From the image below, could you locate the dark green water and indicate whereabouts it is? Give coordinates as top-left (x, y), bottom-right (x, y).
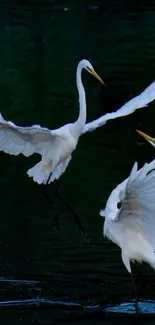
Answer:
top-left (1, 1), bottom-right (155, 324)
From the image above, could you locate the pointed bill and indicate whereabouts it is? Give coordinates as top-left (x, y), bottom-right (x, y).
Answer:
top-left (90, 68), bottom-right (105, 86)
top-left (136, 129), bottom-right (155, 144)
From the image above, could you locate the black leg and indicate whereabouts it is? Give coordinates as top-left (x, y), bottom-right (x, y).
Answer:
top-left (44, 173), bottom-right (59, 231)
top-left (55, 181), bottom-right (86, 236)
top-left (130, 272), bottom-right (139, 316)
top-left (137, 269), bottom-right (146, 300)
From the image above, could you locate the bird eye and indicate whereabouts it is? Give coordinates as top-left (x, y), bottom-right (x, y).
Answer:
top-left (117, 201), bottom-right (122, 209)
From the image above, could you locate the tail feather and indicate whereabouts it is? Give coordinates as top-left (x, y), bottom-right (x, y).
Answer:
top-left (27, 162), bottom-right (50, 185)
top-left (27, 156), bottom-right (72, 185)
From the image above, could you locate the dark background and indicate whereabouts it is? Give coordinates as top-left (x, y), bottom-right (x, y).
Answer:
top-left (1, 0), bottom-right (155, 324)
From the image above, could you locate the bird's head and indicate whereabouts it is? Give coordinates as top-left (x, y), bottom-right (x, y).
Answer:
top-left (136, 129), bottom-right (155, 148)
top-left (79, 59), bottom-right (105, 85)
top-left (100, 183), bottom-right (125, 221)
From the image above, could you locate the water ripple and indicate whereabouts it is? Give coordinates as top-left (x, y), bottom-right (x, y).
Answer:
top-left (0, 296), bottom-right (155, 315)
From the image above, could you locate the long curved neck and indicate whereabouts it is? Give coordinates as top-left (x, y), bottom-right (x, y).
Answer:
top-left (71, 64), bottom-right (87, 139)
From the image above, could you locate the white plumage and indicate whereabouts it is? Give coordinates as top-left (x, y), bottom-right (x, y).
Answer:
top-left (83, 81), bottom-right (155, 133)
top-left (101, 159), bottom-right (155, 273)
top-left (0, 66), bottom-right (155, 184)
top-left (57, 81), bottom-right (155, 182)
top-left (0, 59), bottom-right (104, 185)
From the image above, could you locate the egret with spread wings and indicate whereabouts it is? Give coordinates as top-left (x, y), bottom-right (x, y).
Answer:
top-left (0, 59), bottom-right (104, 234)
top-left (100, 159), bottom-right (155, 309)
top-left (0, 59), bottom-right (104, 185)
top-left (0, 76), bottom-right (155, 185)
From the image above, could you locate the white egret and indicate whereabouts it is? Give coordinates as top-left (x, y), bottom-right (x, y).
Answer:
top-left (100, 159), bottom-right (155, 310)
top-left (0, 59), bottom-right (104, 185)
top-left (136, 129), bottom-right (155, 147)
top-left (0, 59), bottom-right (104, 234)
top-left (0, 71), bottom-right (155, 185)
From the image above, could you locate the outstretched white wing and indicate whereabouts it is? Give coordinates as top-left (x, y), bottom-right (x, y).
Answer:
top-left (51, 82), bottom-right (155, 179)
top-left (0, 113), bottom-right (62, 157)
top-left (116, 160), bottom-right (155, 247)
top-left (82, 81), bottom-right (155, 134)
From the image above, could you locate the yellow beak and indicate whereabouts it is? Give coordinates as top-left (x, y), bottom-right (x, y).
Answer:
top-left (136, 129), bottom-right (155, 144)
top-left (90, 68), bottom-right (105, 86)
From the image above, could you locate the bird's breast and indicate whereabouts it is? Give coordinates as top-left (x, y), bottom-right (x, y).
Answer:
top-left (59, 136), bottom-right (77, 163)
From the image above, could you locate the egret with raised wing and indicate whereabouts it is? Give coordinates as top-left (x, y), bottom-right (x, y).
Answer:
top-left (1, 62), bottom-right (155, 233)
top-left (0, 60), bottom-right (104, 185)
top-left (0, 59), bottom-right (104, 233)
top-left (100, 159), bottom-right (155, 310)
top-left (1, 70), bottom-right (155, 185)
top-left (1, 75), bottom-right (155, 185)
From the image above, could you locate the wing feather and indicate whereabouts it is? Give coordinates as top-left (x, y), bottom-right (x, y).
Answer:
top-left (82, 81), bottom-right (155, 134)
top-left (0, 116), bottom-right (62, 157)
top-left (118, 160), bottom-right (155, 246)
